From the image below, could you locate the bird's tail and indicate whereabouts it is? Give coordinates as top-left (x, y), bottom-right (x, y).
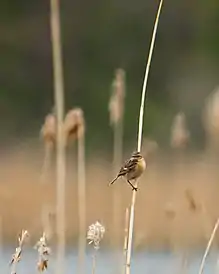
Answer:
top-left (109, 176), bottom-right (119, 186)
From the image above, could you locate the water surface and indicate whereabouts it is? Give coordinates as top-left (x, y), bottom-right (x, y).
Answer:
top-left (3, 247), bottom-right (219, 274)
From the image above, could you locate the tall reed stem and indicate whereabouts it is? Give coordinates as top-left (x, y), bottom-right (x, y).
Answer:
top-left (40, 143), bottom-right (53, 184)
top-left (125, 1), bottom-right (163, 274)
top-left (0, 216), bottom-right (2, 257)
top-left (198, 218), bottom-right (219, 274)
top-left (50, 0), bottom-right (66, 272)
top-left (109, 69), bottom-right (125, 260)
top-left (78, 134), bottom-right (86, 274)
top-left (123, 207), bottom-right (129, 274)
top-left (92, 251), bottom-right (97, 274)
top-left (112, 118), bottom-right (123, 247)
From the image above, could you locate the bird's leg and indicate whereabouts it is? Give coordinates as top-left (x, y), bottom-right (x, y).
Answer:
top-left (127, 180), bottom-right (138, 191)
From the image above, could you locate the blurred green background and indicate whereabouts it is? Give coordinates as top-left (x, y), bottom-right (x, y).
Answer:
top-left (1, 0), bottom-right (219, 152)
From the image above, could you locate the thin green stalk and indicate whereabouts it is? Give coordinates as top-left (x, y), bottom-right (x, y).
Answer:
top-left (125, 1), bottom-right (164, 274)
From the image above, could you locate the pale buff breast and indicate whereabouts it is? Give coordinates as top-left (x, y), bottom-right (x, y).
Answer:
top-left (126, 158), bottom-right (146, 181)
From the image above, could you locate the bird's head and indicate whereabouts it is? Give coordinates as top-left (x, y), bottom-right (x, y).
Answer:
top-left (131, 151), bottom-right (142, 159)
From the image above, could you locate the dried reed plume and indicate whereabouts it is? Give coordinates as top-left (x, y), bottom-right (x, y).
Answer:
top-left (109, 69), bottom-right (126, 251)
top-left (198, 218), bottom-right (219, 274)
top-left (63, 108), bottom-right (85, 145)
top-left (170, 112), bottom-right (190, 149)
top-left (203, 87), bottom-right (219, 151)
top-left (40, 113), bottom-right (56, 147)
top-left (40, 113), bottom-right (56, 184)
top-left (87, 221), bottom-right (105, 274)
top-left (10, 230), bottom-right (29, 274)
top-left (50, 0), bottom-right (66, 271)
top-left (34, 232), bottom-right (51, 272)
top-left (64, 107), bottom-right (86, 274)
top-left (109, 68), bottom-right (126, 126)
top-left (125, 1), bottom-right (164, 274)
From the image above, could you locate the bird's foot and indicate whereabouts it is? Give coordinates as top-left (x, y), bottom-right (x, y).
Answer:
top-left (132, 186), bottom-right (138, 191)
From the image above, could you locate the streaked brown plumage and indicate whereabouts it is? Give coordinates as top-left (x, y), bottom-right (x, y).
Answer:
top-left (109, 151), bottom-right (146, 191)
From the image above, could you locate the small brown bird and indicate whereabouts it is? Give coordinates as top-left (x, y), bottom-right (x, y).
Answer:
top-left (109, 151), bottom-right (146, 191)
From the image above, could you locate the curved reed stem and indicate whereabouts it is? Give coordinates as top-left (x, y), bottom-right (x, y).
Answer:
top-left (137, 0), bottom-right (164, 152)
top-left (125, 1), bottom-right (164, 274)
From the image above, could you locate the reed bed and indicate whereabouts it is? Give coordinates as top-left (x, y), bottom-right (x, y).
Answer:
top-left (1, 151), bottom-right (219, 250)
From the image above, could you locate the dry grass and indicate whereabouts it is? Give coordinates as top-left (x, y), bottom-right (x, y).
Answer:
top-left (0, 149), bottom-right (219, 250)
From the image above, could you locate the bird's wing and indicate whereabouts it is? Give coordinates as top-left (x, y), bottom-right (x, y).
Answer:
top-left (118, 157), bottom-right (138, 176)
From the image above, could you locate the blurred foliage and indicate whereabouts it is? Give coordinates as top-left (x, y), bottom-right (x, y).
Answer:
top-left (1, 0), bottom-right (219, 152)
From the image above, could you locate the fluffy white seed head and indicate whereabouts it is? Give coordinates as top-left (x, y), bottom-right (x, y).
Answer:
top-left (87, 221), bottom-right (105, 249)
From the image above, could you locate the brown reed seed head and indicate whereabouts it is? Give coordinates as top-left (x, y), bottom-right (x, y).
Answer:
top-left (10, 230), bottom-right (29, 268)
top-left (40, 114), bottom-right (56, 146)
top-left (63, 108), bottom-right (85, 144)
top-left (37, 260), bottom-right (48, 271)
top-left (170, 112), bottom-right (190, 149)
top-left (109, 68), bottom-right (126, 126)
top-left (34, 232), bottom-right (51, 272)
top-left (203, 87), bottom-right (219, 139)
